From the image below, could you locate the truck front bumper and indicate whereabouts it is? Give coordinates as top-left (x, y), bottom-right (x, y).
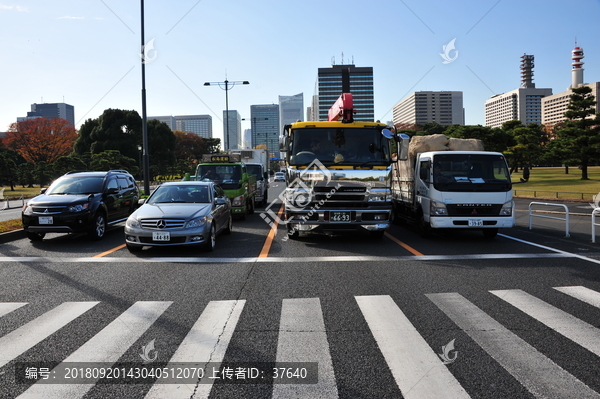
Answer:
top-left (285, 208), bottom-right (392, 232)
top-left (429, 216), bottom-right (515, 229)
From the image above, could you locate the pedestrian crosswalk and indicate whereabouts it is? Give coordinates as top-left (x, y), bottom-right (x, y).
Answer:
top-left (2, 286), bottom-right (600, 398)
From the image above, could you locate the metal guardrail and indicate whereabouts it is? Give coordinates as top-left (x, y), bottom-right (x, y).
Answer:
top-left (592, 208), bottom-right (600, 243)
top-left (528, 201), bottom-right (570, 238)
top-left (514, 190), bottom-right (596, 201)
top-left (0, 195), bottom-right (25, 211)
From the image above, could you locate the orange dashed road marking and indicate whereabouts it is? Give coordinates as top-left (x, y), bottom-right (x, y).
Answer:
top-left (94, 244), bottom-right (126, 257)
top-left (384, 232), bottom-right (424, 256)
top-left (259, 205), bottom-right (285, 258)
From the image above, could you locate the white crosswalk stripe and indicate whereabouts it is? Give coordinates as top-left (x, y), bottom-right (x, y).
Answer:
top-left (2, 287), bottom-right (600, 398)
top-left (0, 302), bottom-right (99, 369)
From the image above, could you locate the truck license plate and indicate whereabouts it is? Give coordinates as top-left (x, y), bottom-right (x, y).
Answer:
top-left (39, 216), bottom-right (53, 225)
top-left (468, 219), bottom-right (483, 227)
top-left (152, 231), bottom-right (170, 241)
top-left (330, 211), bottom-right (351, 223)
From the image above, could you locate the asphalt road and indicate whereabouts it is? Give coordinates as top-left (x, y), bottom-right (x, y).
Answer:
top-left (2, 183), bottom-right (600, 398)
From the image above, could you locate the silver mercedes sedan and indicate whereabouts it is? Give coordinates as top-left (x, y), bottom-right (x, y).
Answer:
top-left (124, 181), bottom-right (232, 252)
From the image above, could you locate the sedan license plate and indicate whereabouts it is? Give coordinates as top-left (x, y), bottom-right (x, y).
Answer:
top-left (468, 219), bottom-right (483, 227)
top-left (39, 216), bottom-right (53, 225)
top-left (330, 211), bottom-right (351, 223)
top-left (152, 231), bottom-right (170, 241)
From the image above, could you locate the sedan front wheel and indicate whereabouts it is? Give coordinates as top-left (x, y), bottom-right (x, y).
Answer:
top-left (204, 224), bottom-right (216, 251)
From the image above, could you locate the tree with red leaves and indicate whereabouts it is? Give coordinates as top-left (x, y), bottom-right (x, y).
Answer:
top-left (4, 118), bottom-right (77, 165)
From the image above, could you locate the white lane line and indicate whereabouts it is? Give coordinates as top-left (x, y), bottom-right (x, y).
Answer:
top-left (490, 289), bottom-right (600, 357)
top-left (499, 233), bottom-right (600, 265)
top-left (0, 302), bottom-right (99, 368)
top-left (144, 300), bottom-right (246, 399)
top-left (273, 297), bottom-right (338, 399)
top-left (0, 253), bottom-right (573, 263)
top-left (356, 295), bottom-right (469, 399)
top-left (554, 286), bottom-right (600, 308)
top-left (427, 292), bottom-right (600, 399)
top-left (19, 301), bottom-right (172, 399)
top-left (0, 302), bottom-right (27, 318)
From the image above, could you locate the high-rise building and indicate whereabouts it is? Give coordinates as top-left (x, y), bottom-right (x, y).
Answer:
top-left (250, 104), bottom-right (279, 157)
top-left (316, 64), bottom-right (374, 121)
top-left (18, 102), bottom-right (75, 126)
top-left (223, 110), bottom-right (242, 150)
top-left (485, 54), bottom-right (552, 128)
top-left (279, 93), bottom-right (304, 131)
top-left (149, 115), bottom-right (212, 138)
top-left (393, 91), bottom-right (465, 127)
top-left (542, 45), bottom-right (600, 127)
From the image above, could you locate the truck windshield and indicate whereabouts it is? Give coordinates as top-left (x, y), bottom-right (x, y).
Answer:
top-left (432, 154), bottom-right (511, 192)
top-left (289, 128), bottom-right (390, 166)
top-left (197, 165), bottom-right (242, 183)
top-left (246, 165), bottom-right (263, 181)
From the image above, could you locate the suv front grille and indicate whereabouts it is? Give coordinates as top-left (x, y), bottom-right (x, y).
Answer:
top-left (140, 218), bottom-right (187, 229)
top-left (31, 206), bottom-right (66, 214)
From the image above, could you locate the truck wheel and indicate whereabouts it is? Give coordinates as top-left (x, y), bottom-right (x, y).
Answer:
top-left (482, 228), bottom-right (498, 239)
top-left (287, 224), bottom-right (300, 239)
top-left (262, 190), bottom-right (268, 206)
top-left (417, 212), bottom-right (432, 238)
top-left (248, 197), bottom-right (255, 214)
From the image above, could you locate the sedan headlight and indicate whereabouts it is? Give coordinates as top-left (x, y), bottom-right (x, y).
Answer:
top-left (500, 200), bottom-right (513, 216)
top-left (430, 201), bottom-right (448, 216)
top-left (185, 216), bottom-right (207, 229)
top-left (68, 203), bottom-right (89, 212)
top-left (126, 217), bottom-right (140, 228)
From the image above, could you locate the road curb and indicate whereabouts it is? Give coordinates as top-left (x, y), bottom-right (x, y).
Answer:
top-left (0, 229), bottom-right (26, 243)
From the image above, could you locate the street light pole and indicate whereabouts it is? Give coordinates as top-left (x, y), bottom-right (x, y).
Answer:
top-left (204, 79), bottom-right (249, 152)
top-left (140, 0), bottom-right (150, 195)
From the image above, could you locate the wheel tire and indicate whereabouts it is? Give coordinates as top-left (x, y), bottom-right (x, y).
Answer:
top-left (204, 224), bottom-right (216, 251)
top-left (224, 213), bottom-right (233, 235)
top-left (417, 212), bottom-right (432, 238)
top-left (248, 197), bottom-right (255, 215)
top-left (126, 243), bottom-right (143, 252)
top-left (262, 190), bottom-right (268, 206)
top-left (26, 231), bottom-right (45, 241)
top-left (88, 212), bottom-right (107, 240)
top-left (482, 228), bottom-right (498, 239)
top-left (287, 224), bottom-right (300, 239)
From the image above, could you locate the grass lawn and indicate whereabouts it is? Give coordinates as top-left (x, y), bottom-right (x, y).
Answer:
top-left (513, 166), bottom-right (600, 201)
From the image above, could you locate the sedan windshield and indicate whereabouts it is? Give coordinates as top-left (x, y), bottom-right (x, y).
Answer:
top-left (149, 185), bottom-right (211, 204)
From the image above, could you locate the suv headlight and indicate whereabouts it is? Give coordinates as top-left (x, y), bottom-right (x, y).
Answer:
top-left (368, 189), bottom-right (391, 202)
top-left (186, 216), bottom-right (207, 228)
top-left (430, 201), bottom-right (448, 216)
top-left (500, 200), bottom-right (513, 216)
top-left (68, 203), bottom-right (89, 212)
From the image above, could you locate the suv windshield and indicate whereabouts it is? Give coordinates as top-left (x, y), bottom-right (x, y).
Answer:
top-left (46, 176), bottom-right (104, 195)
top-left (289, 128), bottom-right (391, 166)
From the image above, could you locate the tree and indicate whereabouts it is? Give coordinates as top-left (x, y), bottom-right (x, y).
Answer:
top-left (89, 150), bottom-right (138, 173)
top-left (4, 118), bottom-right (77, 165)
top-left (445, 124), bottom-right (514, 153)
top-left (504, 124), bottom-right (548, 174)
top-left (0, 150), bottom-right (18, 191)
top-left (551, 86), bottom-right (600, 180)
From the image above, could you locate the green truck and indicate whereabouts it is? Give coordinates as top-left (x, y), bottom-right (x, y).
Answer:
top-left (195, 154), bottom-right (257, 219)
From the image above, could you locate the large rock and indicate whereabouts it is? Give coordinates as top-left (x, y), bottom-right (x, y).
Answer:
top-left (448, 137), bottom-right (484, 151)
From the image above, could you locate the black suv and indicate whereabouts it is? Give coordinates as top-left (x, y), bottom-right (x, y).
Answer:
top-left (22, 170), bottom-right (139, 241)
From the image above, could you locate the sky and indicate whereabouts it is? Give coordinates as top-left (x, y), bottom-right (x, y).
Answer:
top-left (1, 0), bottom-right (599, 144)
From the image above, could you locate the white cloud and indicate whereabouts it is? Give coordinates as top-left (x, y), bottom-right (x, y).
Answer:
top-left (57, 16), bottom-right (84, 20)
top-left (0, 4), bottom-right (28, 12)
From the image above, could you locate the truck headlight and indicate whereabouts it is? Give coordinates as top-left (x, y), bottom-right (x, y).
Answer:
top-left (368, 189), bottom-right (391, 202)
top-left (232, 195), bottom-right (244, 207)
top-left (500, 201), bottom-right (513, 216)
top-left (430, 201), bottom-right (448, 216)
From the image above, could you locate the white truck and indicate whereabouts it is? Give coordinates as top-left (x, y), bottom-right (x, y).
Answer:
top-left (229, 149), bottom-right (269, 206)
top-left (391, 134), bottom-right (514, 238)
